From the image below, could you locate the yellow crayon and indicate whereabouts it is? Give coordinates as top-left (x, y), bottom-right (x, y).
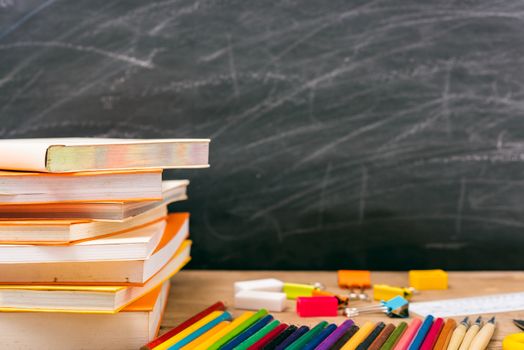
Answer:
top-left (341, 322), bottom-right (376, 350)
top-left (192, 312), bottom-right (255, 350)
top-left (153, 311), bottom-right (224, 350)
top-left (181, 321), bottom-right (230, 350)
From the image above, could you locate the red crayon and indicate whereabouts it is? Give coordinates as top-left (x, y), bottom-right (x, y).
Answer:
top-left (419, 318), bottom-right (445, 350)
top-left (141, 301), bottom-right (226, 350)
top-left (249, 323), bottom-right (289, 350)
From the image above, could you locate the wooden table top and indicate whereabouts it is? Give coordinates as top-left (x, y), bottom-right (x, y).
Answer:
top-left (162, 271), bottom-right (524, 349)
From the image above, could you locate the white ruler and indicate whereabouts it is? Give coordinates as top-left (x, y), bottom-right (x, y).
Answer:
top-left (410, 292), bottom-right (524, 317)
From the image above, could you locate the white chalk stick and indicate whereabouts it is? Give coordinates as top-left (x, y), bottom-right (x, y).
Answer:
top-left (234, 278), bottom-right (284, 293)
top-left (234, 290), bottom-right (287, 312)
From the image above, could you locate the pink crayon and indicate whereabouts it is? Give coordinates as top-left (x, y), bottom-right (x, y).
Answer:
top-left (393, 318), bottom-right (423, 350)
top-left (419, 318), bottom-right (444, 350)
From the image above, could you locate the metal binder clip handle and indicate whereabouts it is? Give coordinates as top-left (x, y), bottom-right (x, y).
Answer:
top-left (343, 304), bottom-right (387, 317)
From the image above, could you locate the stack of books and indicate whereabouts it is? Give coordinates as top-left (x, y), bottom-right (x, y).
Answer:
top-left (0, 138), bottom-right (210, 349)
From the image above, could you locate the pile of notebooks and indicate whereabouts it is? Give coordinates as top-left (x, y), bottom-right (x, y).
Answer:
top-left (0, 138), bottom-right (210, 349)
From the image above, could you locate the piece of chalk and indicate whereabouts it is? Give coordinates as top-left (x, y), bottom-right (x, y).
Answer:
top-left (235, 278), bottom-right (285, 293)
top-left (235, 290), bottom-right (287, 312)
top-left (283, 283), bottom-right (315, 299)
top-left (296, 296), bottom-right (338, 317)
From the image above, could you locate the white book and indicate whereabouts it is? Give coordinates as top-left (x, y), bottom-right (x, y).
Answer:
top-left (0, 219), bottom-right (166, 263)
top-left (0, 180), bottom-right (188, 221)
top-left (0, 213), bottom-right (189, 285)
top-left (0, 202), bottom-right (168, 243)
top-left (0, 138), bottom-right (210, 172)
top-left (0, 241), bottom-right (190, 313)
top-left (0, 169), bottom-right (162, 204)
top-left (0, 281), bottom-right (171, 350)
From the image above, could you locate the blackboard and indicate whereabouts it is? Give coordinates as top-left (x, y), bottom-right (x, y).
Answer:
top-left (1, 0), bottom-right (524, 270)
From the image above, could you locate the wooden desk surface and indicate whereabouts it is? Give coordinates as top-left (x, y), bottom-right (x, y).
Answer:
top-left (162, 271), bottom-right (524, 349)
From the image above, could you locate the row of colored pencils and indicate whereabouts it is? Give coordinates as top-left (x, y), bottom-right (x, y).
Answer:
top-left (141, 302), bottom-right (495, 350)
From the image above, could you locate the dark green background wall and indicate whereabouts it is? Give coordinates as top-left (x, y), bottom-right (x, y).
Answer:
top-left (1, 0), bottom-right (523, 269)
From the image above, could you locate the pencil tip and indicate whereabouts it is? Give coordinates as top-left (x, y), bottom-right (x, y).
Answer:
top-left (489, 317), bottom-right (495, 323)
top-left (475, 316), bottom-right (482, 323)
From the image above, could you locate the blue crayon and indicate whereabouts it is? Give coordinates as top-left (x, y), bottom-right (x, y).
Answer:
top-left (302, 323), bottom-right (338, 350)
top-left (275, 325), bottom-right (310, 350)
top-left (167, 311), bottom-right (232, 349)
top-left (408, 315), bottom-right (435, 350)
top-left (221, 314), bottom-right (274, 350)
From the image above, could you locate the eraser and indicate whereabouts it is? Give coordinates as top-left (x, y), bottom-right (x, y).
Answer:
top-left (409, 270), bottom-right (448, 290)
top-left (338, 270), bottom-right (371, 288)
top-left (235, 290), bottom-right (286, 312)
top-left (296, 296), bottom-right (338, 317)
top-left (373, 284), bottom-right (413, 301)
top-left (283, 283), bottom-right (315, 299)
top-left (234, 278), bottom-right (284, 293)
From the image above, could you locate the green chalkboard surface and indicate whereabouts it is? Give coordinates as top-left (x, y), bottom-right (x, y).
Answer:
top-left (1, 0), bottom-right (523, 269)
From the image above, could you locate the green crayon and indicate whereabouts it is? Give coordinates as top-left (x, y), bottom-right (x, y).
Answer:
top-left (233, 320), bottom-right (280, 350)
top-left (380, 322), bottom-right (408, 350)
top-left (208, 309), bottom-right (268, 350)
top-left (286, 321), bottom-right (328, 350)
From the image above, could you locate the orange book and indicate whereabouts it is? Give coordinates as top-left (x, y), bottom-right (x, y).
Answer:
top-left (0, 204), bottom-right (168, 244)
top-left (0, 220), bottom-right (168, 263)
top-left (0, 240), bottom-right (190, 313)
top-left (0, 180), bottom-right (188, 221)
top-left (0, 213), bottom-right (190, 285)
top-left (0, 281), bottom-right (172, 349)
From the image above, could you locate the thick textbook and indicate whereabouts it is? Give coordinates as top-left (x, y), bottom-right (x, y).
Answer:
top-left (0, 202), bottom-right (167, 243)
top-left (0, 180), bottom-right (188, 220)
top-left (0, 138), bottom-right (209, 172)
top-left (0, 214), bottom-right (189, 285)
top-left (0, 169), bottom-right (162, 204)
top-left (0, 281), bottom-right (171, 350)
top-left (0, 219), bottom-right (166, 263)
top-left (0, 240), bottom-right (190, 312)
